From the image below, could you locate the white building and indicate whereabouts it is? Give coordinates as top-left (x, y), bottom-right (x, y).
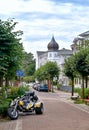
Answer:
top-left (36, 36), bottom-right (73, 86)
top-left (71, 31), bottom-right (89, 54)
top-left (71, 30), bottom-right (89, 87)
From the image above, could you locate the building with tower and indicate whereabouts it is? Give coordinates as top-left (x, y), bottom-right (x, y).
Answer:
top-left (36, 36), bottom-right (73, 86)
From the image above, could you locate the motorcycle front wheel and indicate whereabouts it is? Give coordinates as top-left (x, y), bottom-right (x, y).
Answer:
top-left (7, 107), bottom-right (19, 120)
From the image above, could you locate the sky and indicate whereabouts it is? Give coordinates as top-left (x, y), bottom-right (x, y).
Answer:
top-left (0, 0), bottom-right (89, 57)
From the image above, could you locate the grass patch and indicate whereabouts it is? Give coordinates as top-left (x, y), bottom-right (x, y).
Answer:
top-left (74, 98), bottom-right (84, 104)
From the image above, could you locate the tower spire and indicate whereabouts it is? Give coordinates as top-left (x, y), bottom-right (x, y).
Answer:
top-left (47, 36), bottom-right (59, 51)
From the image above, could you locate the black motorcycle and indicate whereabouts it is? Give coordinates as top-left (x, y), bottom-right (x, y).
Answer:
top-left (7, 91), bottom-right (44, 120)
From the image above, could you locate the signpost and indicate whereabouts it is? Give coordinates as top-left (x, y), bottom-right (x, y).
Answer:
top-left (16, 70), bottom-right (24, 86)
top-left (16, 70), bottom-right (24, 77)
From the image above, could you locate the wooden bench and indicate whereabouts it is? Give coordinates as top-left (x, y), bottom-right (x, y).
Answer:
top-left (83, 96), bottom-right (89, 104)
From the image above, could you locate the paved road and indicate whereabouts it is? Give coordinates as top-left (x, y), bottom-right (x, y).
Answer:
top-left (0, 90), bottom-right (89, 130)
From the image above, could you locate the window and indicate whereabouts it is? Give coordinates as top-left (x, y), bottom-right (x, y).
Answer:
top-left (49, 53), bottom-right (52, 57)
top-left (54, 53), bottom-right (57, 57)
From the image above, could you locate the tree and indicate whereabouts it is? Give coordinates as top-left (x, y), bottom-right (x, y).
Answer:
top-left (74, 48), bottom-right (89, 99)
top-left (22, 52), bottom-right (35, 76)
top-left (0, 18), bottom-right (24, 87)
top-left (34, 65), bottom-right (46, 82)
top-left (44, 61), bottom-right (59, 92)
top-left (63, 56), bottom-right (76, 96)
top-left (35, 61), bottom-right (60, 92)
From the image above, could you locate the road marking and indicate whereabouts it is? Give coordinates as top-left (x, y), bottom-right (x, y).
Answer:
top-left (15, 118), bottom-right (22, 130)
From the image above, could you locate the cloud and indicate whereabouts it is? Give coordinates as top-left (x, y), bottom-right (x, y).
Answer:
top-left (0, 0), bottom-right (89, 56)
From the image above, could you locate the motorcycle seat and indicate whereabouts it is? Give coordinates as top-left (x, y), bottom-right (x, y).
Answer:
top-left (24, 91), bottom-right (35, 97)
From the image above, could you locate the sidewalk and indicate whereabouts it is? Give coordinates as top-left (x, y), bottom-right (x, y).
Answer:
top-left (55, 89), bottom-right (89, 114)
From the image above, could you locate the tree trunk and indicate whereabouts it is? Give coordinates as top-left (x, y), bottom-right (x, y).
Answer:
top-left (51, 80), bottom-right (54, 92)
top-left (0, 75), bottom-right (3, 87)
top-left (71, 78), bottom-right (74, 96)
top-left (47, 80), bottom-right (51, 91)
top-left (85, 76), bottom-right (88, 88)
top-left (82, 76), bottom-right (85, 99)
top-left (5, 77), bottom-right (9, 87)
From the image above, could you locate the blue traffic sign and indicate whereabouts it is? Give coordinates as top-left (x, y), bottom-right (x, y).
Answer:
top-left (16, 70), bottom-right (24, 77)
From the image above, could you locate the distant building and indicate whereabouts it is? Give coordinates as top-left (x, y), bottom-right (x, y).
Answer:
top-left (36, 36), bottom-right (73, 86)
top-left (71, 31), bottom-right (89, 88)
top-left (71, 30), bottom-right (89, 54)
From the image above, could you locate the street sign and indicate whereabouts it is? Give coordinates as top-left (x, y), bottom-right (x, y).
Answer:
top-left (16, 70), bottom-right (24, 77)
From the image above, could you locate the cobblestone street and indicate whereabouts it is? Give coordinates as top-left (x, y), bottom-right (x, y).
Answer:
top-left (0, 90), bottom-right (89, 130)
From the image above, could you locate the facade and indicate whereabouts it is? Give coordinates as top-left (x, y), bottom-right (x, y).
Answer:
top-left (71, 30), bottom-right (89, 87)
top-left (71, 31), bottom-right (89, 54)
top-left (36, 36), bottom-right (73, 86)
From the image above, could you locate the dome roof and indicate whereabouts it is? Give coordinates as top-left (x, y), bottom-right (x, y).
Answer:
top-left (47, 36), bottom-right (59, 51)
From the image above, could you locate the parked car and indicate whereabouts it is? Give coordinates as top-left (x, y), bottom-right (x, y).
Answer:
top-left (33, 83), bottom-right (41, 90)
top-left (38, 84), bottom-right (48, 92)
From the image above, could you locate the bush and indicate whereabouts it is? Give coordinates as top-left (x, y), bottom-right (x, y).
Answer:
top-left (18, 86), bottom-right (29, 96)
top-left (74, 88), bottom-right (81, 95)
top-left (0, 85), bottom-right (29, 117)
top-left (8, 86), bottom-right (29, 99)
top-left (84, 88), bottom-right (89, 99)
top-left (0, 86), bottom-right (8, 98)
top-left (0, 98), bottom-right (12, 116)
top-left (8, 87), bottom-right (19, 99)
top-left (56, 83), bottom-right (62, 90)
top-left (74, 98), bottom-right (84, 104)
top-left (74, 87), bottom-right (89, 99)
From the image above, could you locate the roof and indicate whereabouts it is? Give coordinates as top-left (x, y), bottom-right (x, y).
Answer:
top-left (47, 36), bottom-right (59, 51)
top-left (36, 48), bottom-right (73, 56)
top-left (37, 51), bottom-right (47, 56)
top-left (73, 37), bottom-right (84, 43)
top-left (79, 31), bottom-right (89, 37)
top-left (58, 48), bottom-right (73, 55)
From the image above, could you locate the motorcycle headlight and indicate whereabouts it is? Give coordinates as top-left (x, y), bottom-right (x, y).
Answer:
top-left (19, 100), bottom-right (24, 106)
top-left (35, 102), bottom-right (40, 108)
